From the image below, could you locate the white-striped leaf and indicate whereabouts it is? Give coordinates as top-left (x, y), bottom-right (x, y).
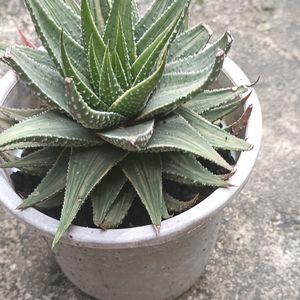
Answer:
top-left (18, 149), bottom-right (69, 209)
top-left (98, 119), bottom-right (155, 151)
top-left (35, 191), bottom-right (64, 209)
top-left (65, 78), bottom-right (126, 130)
top-left (92, 168), bottom-right (127, 226)
top-left (101, 184), bottom-right (136, 229)
top-left (60, 31), bottom-right (107, 110)
top-left (136, 0), bottom-right (190, 54)
top-left (123, 154), bottom-right (163, 227)
top-left (25, 0), bottom-right (86, 75)
top-left (163, 152), bottom-right (228, 187)
top-left (2, 46), bottom-right (70, 114)
top-left (165, 32), bottom-right (232, 74)
top-left (178, 106), bottom-right (252, 151)
top-left (0, 147), bottom-right (61, 170)
top-left (164, 192), bottom-right (197, 213)
top-left (108, 50), bottom-right (167, 117)
top-left (145, 114), bottom-right (233, 170)
top-left (0, 110), bottom-right (102, 148)
top-left (104, 0), bottom-right (136, 63)
top-left (138, 50), bottom-right (225, 120)
top-left (53, 144), bottom-right (127, 247)
top-left (185, 86), bottom-right (249, 115)
top-left (0, 106), bottom-right (48, 122)
top-left (168, 24), bottom-right (212, 62)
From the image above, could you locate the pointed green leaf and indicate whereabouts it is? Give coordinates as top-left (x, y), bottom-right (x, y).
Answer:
top-left (61, 31), bottom-right (106, 110)
top-left (202, 99), bottom-right (246, 122)
top-left (162, 197), bottom-right (171, 219)
top-left (177, 2), bottom-right (189, 34)
top-left (0, 141), bottom-right (56, 152)
top-left (109, 51), bottom-right (167, 117)
top-left (136, 0), bottom-right (191, 54)
top-left (81, 0), bottom-right (106, 62)
top-left (165, 32), bottom-right (232, 73)
top-left (92, 168), bottom-right (127, 226)
top-left (135, 0), bottom-right (174, 40)
top-left (104, 0), bottom-right (136, 63)
top-left (111, 51), bottom-right (130, 91)
top-left (18, 149), bottom-right (69, 209)
top-left (101, 184), bottom-right (136, 229)
top-left (144, 115), bottom-right (233, 170)
top-left (168, 24), bottom-right (212, 62)
top-left (38, 0), bottom-right (81, 41)
top-left (0, 106), bottom-right (48, 122)
top-left (138, 50), bottom-right (225, 120)
top-left (53, 144), bottom-right (127, 247)
top-left (164, 192), bottom-right (197, 213)
top-left (87, 36), bottom-right (102, 93)
top-left (0, 149), bottom-right (51, 176)
top-left (35, 191), bottom-right (64, 209)
top-left (184, 86), bottom-right (249, 115)
top-left (65, 0), bottom-right (80, 14)
top-left (24, 0), bottom-right (86, 75)
top-left (123, 154), bottom-right (163, 226)
top-left (0, 110), bottom-right (102, 148)
top-left (2, 46), bottom-right (70, 114)
top-left (65, 78), bottom-right (126, 130)
top-left (89, 0), bottom-right (111, 33)
top-left (178, 106), bottom-right (252, 151)
top-left (99, 47), bottom-right (124, 106)
top-left (0, 147), bottom-right (61, 170)
top-left (132, 16), bottom-right (179, 84)
top-left (163, 152), bottom-right (228, 187)
top-left (98, 119), bottom-right (154, 151)
top-left (114, 18), bottom-right (133, 86)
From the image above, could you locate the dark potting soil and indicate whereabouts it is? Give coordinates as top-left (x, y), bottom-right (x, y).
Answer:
top-left (10, 150), bottom-right (235, 229)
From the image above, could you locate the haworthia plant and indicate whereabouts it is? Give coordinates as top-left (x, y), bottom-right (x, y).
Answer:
top-left (0, 0), bottom-right (253, 248)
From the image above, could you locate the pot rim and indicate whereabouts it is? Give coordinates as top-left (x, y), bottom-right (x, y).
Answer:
top-left (0, 58), bottom-right (262, 249)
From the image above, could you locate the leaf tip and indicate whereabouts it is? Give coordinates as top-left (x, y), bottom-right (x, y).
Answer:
top-left (17, 27), bottom-right (35, 48)
top-left (222, 169), bottom-right (237, 181)
top-left (154, 224), bottom-right (161, 235)
top-left (202, 23), bottom-right (213, 37)
top-left (65, 77), bottom-right (74, 91)
top-left (216, 48), bottom-right (225, 59)
top-left (226, 31), bottom-right (234, 45)
top-left (4, 46), bottom-right (12, 59)
top-left (247, 75), bottom-right (261, 88)
top-left (16, 203), bottom-right (25, 210)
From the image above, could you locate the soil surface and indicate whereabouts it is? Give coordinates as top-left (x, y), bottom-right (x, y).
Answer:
top-left (0, 0), bottom-right (300, 299)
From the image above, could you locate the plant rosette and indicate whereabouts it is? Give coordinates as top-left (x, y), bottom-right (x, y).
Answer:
top-left (0, 0), bottom-right (262, 300)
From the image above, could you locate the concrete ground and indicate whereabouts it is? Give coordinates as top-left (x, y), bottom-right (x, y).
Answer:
top-left (0, 0), bottom-right (299, 299)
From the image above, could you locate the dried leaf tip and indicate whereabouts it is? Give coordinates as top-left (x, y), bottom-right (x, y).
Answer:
top-left (222, 169), bottom-right (237, 181)
top-left (226, 31), bottom-right (234, 44)
top-left (216, 48), bottom-right (225, 59)
top-left (154, 224), bottom-right (161, 235)
top-left (17, 27), bottom-right (35, 48)
top-left (202, 23), bottom-right (213, 37)
top-left (4, 46), bottom-right (12, 59)
top-left (247, 75), bottom-right (261, 88)
top-left (65, 77), bottom-right (74, 90)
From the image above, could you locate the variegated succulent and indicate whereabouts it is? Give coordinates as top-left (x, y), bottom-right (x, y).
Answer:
top-left (0, 0), bottom-right (253, 248)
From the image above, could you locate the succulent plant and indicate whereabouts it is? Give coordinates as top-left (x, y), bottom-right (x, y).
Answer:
top-left (0, 0), bottom-right (253, 248)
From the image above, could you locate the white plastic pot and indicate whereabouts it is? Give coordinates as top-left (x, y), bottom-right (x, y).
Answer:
top-left (0, 58), bottom-right (262, 300)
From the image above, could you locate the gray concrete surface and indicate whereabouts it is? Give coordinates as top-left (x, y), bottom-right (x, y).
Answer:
top-left (0, 0), bottom-right (299, 299)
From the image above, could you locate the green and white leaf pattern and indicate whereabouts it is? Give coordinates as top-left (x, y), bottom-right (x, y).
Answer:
top-left (0, 0), bottom-right (254, 246)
